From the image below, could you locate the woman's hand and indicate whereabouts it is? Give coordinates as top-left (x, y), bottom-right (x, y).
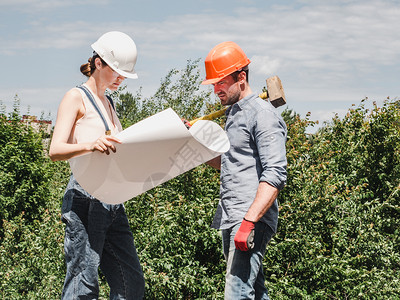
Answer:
top-left (90, 135), bottom-right (122, 154)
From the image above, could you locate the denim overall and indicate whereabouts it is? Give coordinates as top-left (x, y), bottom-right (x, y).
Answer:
top-left (60, 175), bottom-right (144, 299)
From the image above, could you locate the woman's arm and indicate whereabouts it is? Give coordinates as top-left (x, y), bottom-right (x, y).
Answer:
top-left (49, 88), bottom-right (121, 161)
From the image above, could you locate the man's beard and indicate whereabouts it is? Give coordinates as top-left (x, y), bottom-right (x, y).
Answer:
top-left (225, 89), bottom-right (241, 106)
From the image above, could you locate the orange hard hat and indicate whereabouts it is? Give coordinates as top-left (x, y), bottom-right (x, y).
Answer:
top-left (202, 41), bottom-right (251, 85)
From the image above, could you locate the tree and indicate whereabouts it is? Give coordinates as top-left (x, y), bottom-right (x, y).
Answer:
top-left (0, 96), bottom-right (51, 229)
top-left (268, 98), bottom-right (400, 298)
top-left (1, 60), bottom-right (399, 299)
top-left (0, 97), bottom-right (71, 299)
top-left (116, 59), bottom-right (226, 298)
top-left (113, 59), bottom-right (213, 128)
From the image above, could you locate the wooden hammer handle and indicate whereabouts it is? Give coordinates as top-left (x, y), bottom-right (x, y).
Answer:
top-left (188, 93), bottom-right (269, 126)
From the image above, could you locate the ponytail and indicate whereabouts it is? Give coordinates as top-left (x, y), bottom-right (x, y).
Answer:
top-left (80, 57), bottom-right (95, 77)
top-left (80, 54), bottom-right (107, 77)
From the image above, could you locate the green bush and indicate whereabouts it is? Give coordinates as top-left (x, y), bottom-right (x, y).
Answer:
top-left (115, 61), bottom-right (226, 298)
top-left (113, 59), bottom-right (213, 128)
top-left (0, 208), bottom-right (65, 298)
top-left (1, 63), bottom-right (399, 299)
top-left (269, 99), bottom-right (400, 298)
top-left (0, 98), bottom-right (51, 228)
top-left (0, 100), bottom-right (114, 299)
top-left (127, 166), bottom-right (225, 299)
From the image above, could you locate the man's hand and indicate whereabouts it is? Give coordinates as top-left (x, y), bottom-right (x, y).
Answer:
top-left (234, 218), bottom-right (255, 251)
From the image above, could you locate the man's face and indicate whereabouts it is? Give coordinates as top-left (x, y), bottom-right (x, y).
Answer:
top-left (212, 74), bottom-right (241, 106)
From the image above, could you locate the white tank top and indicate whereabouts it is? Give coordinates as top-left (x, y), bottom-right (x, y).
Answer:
top-left (68, 84), bottom-right (122, 144)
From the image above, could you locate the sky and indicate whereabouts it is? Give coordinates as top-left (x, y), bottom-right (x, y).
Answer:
top-left (0, 0), bottom-right (399, 132)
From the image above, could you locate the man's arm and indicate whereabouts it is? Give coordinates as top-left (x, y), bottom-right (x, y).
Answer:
top-left (234, 108), bottom-right (287, 251)
top-left (244, 181), bottom-right (279, 223)
top-left (233, 181), bottom-right (279, 251)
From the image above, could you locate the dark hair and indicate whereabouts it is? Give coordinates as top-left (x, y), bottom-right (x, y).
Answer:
top-left (231, 65), bottom-right (249, 83)
top-left (80, 53), bottom-right (107, 77)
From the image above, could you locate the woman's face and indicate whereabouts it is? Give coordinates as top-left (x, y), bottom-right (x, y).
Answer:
top-left (103, 64), bottom-right (126, 91)
top-left (96, 58), bottom-right (126, 91)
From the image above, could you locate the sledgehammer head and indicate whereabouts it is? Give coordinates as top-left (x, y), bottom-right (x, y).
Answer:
top-left (260, 76), bottom-right (286, 108)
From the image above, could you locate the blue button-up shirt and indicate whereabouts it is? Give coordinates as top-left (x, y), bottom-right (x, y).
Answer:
top-left (211, 93), bottom-right (287, 231)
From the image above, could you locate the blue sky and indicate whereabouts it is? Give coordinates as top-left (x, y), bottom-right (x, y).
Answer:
top-left (1, 0), bottom-right (399, 131)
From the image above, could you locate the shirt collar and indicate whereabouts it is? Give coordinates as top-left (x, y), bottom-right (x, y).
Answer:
top-left (226, 93), bottom-right (257, 115)
top-left (236, 93), bottom-right (257, 109)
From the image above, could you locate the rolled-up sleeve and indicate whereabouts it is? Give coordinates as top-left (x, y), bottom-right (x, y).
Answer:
top-left (253, 109), bottom-right (287, 190)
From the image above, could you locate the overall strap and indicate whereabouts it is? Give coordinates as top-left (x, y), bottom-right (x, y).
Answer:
top-left (77, 85), bottom-right (112, 135)
top-left (106, 95), bottom-right (115, 111)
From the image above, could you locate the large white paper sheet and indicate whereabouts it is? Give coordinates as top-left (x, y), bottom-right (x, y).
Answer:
top-left (69, 108), bottom-right (230, 204)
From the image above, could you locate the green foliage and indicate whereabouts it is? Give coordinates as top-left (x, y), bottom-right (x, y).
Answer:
top-left (269, 99), bottom-right (400, 298)
top-left (126, 166), bottom-right (225, 299)
top-left (0, 96), bottom-right (51, 229)
top-left (114, 59), bottom-right (213, 128)
top-left (0, 208), bottom-right (65, 298)
top-left (0, 98), bottom-right (114, 298)
top-left (114, 87), bottom-right (149, 128)
top-left (1, 61), bottom-right (399, 299)
top-left (115, 60), bottom-right (225, 298)
top-left (149, 59), bottom-right (212, 120)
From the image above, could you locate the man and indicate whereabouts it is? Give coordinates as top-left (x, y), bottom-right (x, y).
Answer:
top-left (203, 41), bottom-right (287, 299)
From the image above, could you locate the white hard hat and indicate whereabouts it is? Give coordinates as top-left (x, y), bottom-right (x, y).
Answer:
top-left (91, 31), bottom-right (138, 79)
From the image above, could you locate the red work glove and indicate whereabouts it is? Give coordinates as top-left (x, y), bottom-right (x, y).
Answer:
top-left (234, 218), bottom-right (255, 251)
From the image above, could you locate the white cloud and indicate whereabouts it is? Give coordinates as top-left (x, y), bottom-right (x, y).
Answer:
top-left (250, 55), bottom-right (281, 76)
top-left (1, 0), bottom-right (399, 124)
top-left (138, 0), bottom-right (400, 77)
top-left (4, 0), bottom-right (400, 68)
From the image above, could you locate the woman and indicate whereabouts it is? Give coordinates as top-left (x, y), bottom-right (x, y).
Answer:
top-left (50, 31), bottom-right (145, 299)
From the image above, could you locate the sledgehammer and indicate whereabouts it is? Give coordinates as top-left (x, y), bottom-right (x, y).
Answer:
top-left (188, 75), bottom-right (286, 126)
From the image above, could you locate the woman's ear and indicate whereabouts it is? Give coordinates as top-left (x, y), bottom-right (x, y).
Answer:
top-left (95, 57), bottom-right (103, 70)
